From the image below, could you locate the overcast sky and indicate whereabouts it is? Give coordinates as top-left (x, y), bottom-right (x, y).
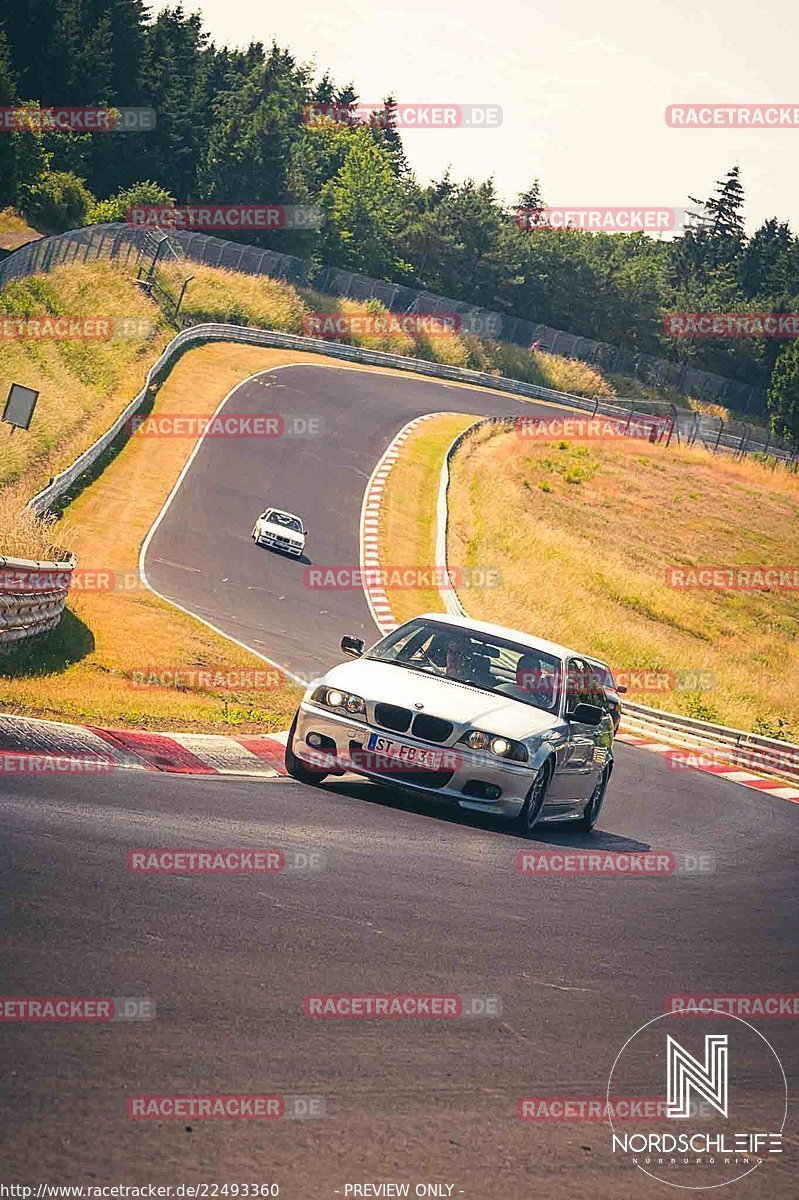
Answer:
top-left (152, 0), bottom-right (799, 233)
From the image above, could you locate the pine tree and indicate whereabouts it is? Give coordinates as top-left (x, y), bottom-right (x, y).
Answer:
top-left (321, 126), bottom-right (404, 277)
top-left (689, 165), bottom-right (745, 239)
top-left (767, 340), bottom-right (799, 443)
top-left (369, 96), bottom-right (409, 179)
top-left (0, 27), bottom-right (19, 205)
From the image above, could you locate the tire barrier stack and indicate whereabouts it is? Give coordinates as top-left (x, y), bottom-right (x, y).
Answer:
top-left (0, 554), bottom-right (77, 647)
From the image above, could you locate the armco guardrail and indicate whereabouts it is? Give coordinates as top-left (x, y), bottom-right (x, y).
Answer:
top-left (622, 701), bottom-right (799, 785)
top-left (0, 554), bottom-right (76, 646)
top-left (0, 221), bottom-right (768, 416)
top-left (27, 322), bottom-right (676, 516)
top-left (434, 417), bottom-right (799, 782)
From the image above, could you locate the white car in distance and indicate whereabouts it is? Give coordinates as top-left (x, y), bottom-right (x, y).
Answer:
top-left (251, 508), bottom-right (307, 558)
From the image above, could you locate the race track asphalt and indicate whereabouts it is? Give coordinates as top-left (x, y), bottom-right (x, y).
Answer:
top-left (141, 364), bottom-right (554, 678)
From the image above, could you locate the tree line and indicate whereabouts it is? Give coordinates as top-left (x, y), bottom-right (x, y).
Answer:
top-left (1, 2), bottom-right (798, 437)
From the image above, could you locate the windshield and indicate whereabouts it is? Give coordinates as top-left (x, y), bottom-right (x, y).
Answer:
top-left (265, 510), bottom-right (303, 533)
top-left (366, 618), bottom-right (563, 713)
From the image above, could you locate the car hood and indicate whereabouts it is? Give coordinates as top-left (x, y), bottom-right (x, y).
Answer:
top-left (320, 658), bottom-right (561, 741)
top-left (259, 519), bottom-right (304, 541)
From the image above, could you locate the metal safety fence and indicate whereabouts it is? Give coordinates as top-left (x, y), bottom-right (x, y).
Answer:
top-left (0, 223), bottom-right (768, 416)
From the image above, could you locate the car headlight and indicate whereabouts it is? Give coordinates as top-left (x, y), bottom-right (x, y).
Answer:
top-left (458, 729), bottom-right (528, 762)
top-left (311, 686), bottom-right (366, 717)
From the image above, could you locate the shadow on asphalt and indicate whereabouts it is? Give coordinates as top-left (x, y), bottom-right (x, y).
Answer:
top-left (253, 545), bottom-right (312, 566)
top-left (319, 777), bottom-right (651, 851)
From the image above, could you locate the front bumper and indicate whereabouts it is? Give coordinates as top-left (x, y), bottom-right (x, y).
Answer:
top-left (255, 532), bottom-right (304, 556)
top-left (293, 701), bottom-right (535, 818)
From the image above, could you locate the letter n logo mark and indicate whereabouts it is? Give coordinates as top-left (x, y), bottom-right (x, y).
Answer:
top-left (666, 1034), bottom-right (728, 1118)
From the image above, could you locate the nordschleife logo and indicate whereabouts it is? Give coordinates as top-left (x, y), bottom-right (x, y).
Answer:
top-left (607, 1012), bottom-right (786, 1189)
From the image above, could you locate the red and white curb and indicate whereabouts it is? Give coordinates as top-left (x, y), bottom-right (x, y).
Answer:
top-left (359, 413), bottom-right (440, 636)
top-left (616, 731), bottom-right (799, 803)
top-left (0, 713), bottom-right (290, 778)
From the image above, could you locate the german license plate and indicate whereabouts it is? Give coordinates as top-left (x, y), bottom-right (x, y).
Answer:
top-left (366, 732), bottom-right (443, 770)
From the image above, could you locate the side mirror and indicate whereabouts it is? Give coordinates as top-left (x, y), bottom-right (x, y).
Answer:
top-left (615, 684), bottom-right (628, 694)
top-left (568, 702), bottom-right (604, 726)
top-left (302, 527), bottom-right (308, 536)
top-left (341, 635), bottom-right (364, 658)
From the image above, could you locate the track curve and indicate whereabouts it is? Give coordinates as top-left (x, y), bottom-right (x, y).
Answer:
top-left (141, 363), bottom-right (553, 678)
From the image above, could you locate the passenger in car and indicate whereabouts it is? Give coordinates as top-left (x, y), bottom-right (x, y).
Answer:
top-left (497, 653), bottom-right (559, 711)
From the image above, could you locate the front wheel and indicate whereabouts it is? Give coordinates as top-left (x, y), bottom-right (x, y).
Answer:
top-left (574, 766), bottom-right (610, 832)
top-left (284, 711), bottom-right (328, 785)
top-left (515, 760), bottom-right (552, 834)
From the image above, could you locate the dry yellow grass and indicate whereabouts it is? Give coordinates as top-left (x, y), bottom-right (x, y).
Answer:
top-left (181, 265), bottom-right (616, 396)
top-left (377, 414), bottom-right (477, 625)
top-left (461, 337), bottom-right (615, 397)
top-left (0, 209), bottom-right (35, 234)
top-left (0, 492), bottom-right (67, 561)
top-left (447, 425), bottom-right (799, 735)
top-left (0, 208), bottom-right (43, 250)
top-left (0, 262), bottom-right (170, 495)
top-left (0, 344), bottom-right (345, 730)
top-left (183, 264), bottom-right (309, 331)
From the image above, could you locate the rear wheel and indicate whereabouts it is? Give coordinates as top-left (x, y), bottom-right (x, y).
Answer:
top-left (515, 760), bottom-right (552, 834)
top-left (284, 711), bottom-right (328, 785)
top-left (574, 766), bottom-right (610, 832)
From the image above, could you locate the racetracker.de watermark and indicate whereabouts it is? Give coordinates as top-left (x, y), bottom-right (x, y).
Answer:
top-left (515, 415), bottom-right (672, 441)
top-left (0, 569), bottom-right (148, 594)
top-left (0, 106), bottom-right (155, 131)
top-left (506, 667), bottom-right (715, 694)
top-left (127, 204), bottom-right (322, 230)
top-left (303, 313), bottom-right (460, 338)
top-left (517, 850), bottom-right (716, 875)
top-left (516, 207), bottom-right (688, 232)
top-left (305, 748), bottom-right (463, 775)
top-left (127, 1095), bottom-right (323, 1119)
top-left (517, 1097), bottom-right (717, 1121)
top-left (666, 103), bottom-right (799, 128)
top-left (128, 667), bottom-right (285, 691)
top-left (304, 994), bottom-right (501, 1017)
top-left (303, 103), bottom-right (502, 128)
top-left (0, 753), bottom-right (116, 775)
top-left (613, 669), bottom-right (716, 693)
top-left (0, 316), bottom-right (158, 341)
top-left (665, 312), bottom-right (799, 337)
top-left (665, 565), bottom-right (799, 590)
top-left (125, 414), bottom-right (323, 438)
top-left (666, 994), bottom-right (799, 1018)
top-left (126, 848), bottom-right (323, 873)
top-left (0, 996), bottom-right (154, 1020)
top-left (665, 748), bottom-right (799, 775)
top-left (303, 566), bottom-right (501, 590)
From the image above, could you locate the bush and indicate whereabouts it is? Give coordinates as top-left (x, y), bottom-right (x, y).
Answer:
top-left (85, 181), bottom-right (176, 226)
top-left (20, 170), bottom-right (94, 232)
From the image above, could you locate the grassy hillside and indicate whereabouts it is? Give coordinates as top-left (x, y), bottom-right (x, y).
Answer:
top-left (182, 263), bottom-right (616, 397)
top-left (0, 263), bottom-right (170, 495)
top-left (447, 425), bottom-right (799, 736)
top-left (0, 256), bottom-right (628, 558)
